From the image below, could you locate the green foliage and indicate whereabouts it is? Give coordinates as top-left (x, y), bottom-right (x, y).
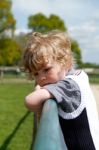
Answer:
top-left (0, 38), bottom-right (21, 66)
top-left (27, 12), bottom-right (82, 66)
top-left (81, 62), bottom-right (99, 68)
top-left (71, 39), bottom-right (82, 67)
top-left (28, 13), bottom-right (66, 33)
top-left (88, 74), bottom-right (99, 84)
top-left (0, 0), bottom-right (16, 36)
top-left (14, 33), bottom-right (29, 51)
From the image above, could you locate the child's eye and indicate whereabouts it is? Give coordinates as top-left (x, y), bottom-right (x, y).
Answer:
top-left (43, 67), bottom-right (52, 73)
top-left (34, 72), bottom-right (38, 76)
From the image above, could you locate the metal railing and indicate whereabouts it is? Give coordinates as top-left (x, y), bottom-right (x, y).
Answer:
top-left (33, 99), bottom-right (68, 150)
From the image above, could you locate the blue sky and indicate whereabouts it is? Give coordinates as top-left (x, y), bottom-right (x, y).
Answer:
top-left (12, 0), bottom-right (99, 64)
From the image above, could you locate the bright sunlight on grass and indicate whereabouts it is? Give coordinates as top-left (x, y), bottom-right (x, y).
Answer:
top-left (0, 82), bottom-right (34, 150)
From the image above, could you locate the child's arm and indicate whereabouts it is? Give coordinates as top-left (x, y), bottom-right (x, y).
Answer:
top-left (25, 86), bottom-right (53, 113)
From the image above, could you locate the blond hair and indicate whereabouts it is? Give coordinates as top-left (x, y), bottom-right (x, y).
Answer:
top-left (23, 30), bottom-right (73, 79)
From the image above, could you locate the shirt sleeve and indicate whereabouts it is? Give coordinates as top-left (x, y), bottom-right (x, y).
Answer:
top-left (44, 78), bottom-right (81, 113)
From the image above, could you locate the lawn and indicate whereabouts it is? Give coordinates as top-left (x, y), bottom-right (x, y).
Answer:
top-left (88, 73), bottom-right (99, 84)
top-left (0, 73), bottom-right (99, 150)
top-left (0, 82), bottom-right (34, 150)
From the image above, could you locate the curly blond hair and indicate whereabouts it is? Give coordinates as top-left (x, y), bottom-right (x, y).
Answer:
top-left (23, 30), bottom-right (73, 79)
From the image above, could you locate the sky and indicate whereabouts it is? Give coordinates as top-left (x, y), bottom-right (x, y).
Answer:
top-left (12, 0), bottom-right (99, 64)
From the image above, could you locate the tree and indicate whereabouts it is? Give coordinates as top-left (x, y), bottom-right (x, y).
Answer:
top-left (48, 14), bottom-right (66, 31)
top-left (0, 38), bottom-right (21, 66)
top-left (71, 39), bottom-right (82, 68)
top-left (0, 0), bottom-right (16, 37)
top-left (14, 32), bottom-right (28, 51)
top-left (28, 13), bottom-right (66, 33)
top-left (27, 12), bottom-right (82, 67)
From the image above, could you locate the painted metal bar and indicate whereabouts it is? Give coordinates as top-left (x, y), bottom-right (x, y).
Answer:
top-left (33, 99), bottom-right (68, 150)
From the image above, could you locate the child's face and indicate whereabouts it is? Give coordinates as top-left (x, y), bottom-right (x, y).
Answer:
top-left (34, 60), bottom-right (66, 86)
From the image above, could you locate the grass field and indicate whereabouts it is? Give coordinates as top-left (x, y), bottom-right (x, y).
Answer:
top-left (0, 82), bottom-right (34, 150)
top-left (88, 74), bottom-right (99, 84)
top-left (0, 73), bottom-right (99, 150)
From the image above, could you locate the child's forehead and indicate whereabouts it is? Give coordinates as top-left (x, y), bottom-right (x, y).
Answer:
top-left (41, 60), bottom-right (55, 69)
top-left (45, 59), bottom-right (57, 66)
top-left (34, 59), bottom-right (57, 72)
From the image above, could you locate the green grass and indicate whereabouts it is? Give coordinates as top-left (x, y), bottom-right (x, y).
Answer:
top-left (88, 74), bottom-right (99, 84)
top-left (0, 82), bottom-right (34, 150)
top-left (0, 73), bottom-right (98, 150)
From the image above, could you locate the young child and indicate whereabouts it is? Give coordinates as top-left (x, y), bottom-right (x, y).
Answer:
top-left (23, 30), bottom-right (99, 149)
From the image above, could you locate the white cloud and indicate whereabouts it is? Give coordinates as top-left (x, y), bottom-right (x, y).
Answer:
top-left (14, 28), bottom-right (31, 35)
top-left (69, 20), bottom-right (99, 45)
top-left (68, 20), bottom-right (99, 63)
top-left (92, 9), bottom-right (99, 20)
top-left (69, 22), bottom-right (99, 35)
top-left (12, 0), bottom-right (50, 14)
top-left (12, 0), bottom-right (83, 15)
top-left (12, 0), bottom-right (99, 63)
top-left (12, 0), bottom-right (85, 25)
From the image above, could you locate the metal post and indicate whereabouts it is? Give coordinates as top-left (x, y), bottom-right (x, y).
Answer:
top-left (33, 99), bottom-right (68, 150)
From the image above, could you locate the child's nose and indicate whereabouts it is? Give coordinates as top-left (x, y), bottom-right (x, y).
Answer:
top-left (40, 75), bottom-right (46, 81)
top-left (38, 73), bottom-right (46, 81)
top-left (38, 75), bottom-right (46, 86)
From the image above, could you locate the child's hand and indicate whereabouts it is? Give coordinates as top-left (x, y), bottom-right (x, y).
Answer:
top-left (34, 85), bottom-right (42, 121)
top-left (25, 85), bottom-right (52, 113)
top-left (35, 84), bottom-right (41, 90)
